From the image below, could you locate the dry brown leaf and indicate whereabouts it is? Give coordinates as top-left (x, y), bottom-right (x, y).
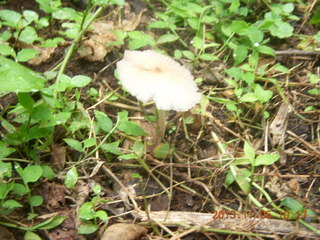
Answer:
top-left (269, 102), bottom-right (292, 165)
top-left (51, 143), bottom-right (66, 170)
top-left (78, 7), bottom-right (146, 61)
top-left (265, 176), bottom-right (296, 199)
top-left (75, 180), bottom-right (90, 229)
top-left (78, 32), bottom-right (118, 62)
top-left (121, 8), bottom-right (147, 31)
top-left (269, 102), bottom-right (290, 145)
top-left (101, 223), bottom-right (147, 240)
top-left (28, 45), bottom-right (55, 65)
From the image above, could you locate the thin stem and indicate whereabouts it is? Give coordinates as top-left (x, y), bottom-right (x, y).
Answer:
top-left (55, 6), bottom-right (105, 86)
top-left (158, 109), bottom-right (166, 138)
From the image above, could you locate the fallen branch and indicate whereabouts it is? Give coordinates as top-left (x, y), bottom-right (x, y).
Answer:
top-left (275, 50), bottom-right (320, 56)
top-left (134, 211), bottom-right (320, 238)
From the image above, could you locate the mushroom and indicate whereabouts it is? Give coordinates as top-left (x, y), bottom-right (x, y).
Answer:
top-left (116, 50), bottom-right (201, 137)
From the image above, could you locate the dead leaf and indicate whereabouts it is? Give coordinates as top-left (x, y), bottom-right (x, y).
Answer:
top-left (75, 180), bottom-right (90, 229)
top-left (28, 45), bottom-right (55, 65)
top-left (16, 41), bottom-right (57, 65)
top-left (269, 102), bottom-right (290, 145)
top-left (41, 182), bottom-right (66, 211)
top-left (265, 176), bottom-right (297, 199)
top-left (269, 102), bottom-right (292, 165)
top-left (121, 8), bottom-right (147, 31)
top-left (51, 143), bottom-right (66, 170)
top-left (78, 7), bottom-right (146, 61)
top-left (101, 223), bottom-right (147, 240)
top-left (78, 31), bottom-right (118, 62)
top-left (88, 161), bottom-right (105, 178)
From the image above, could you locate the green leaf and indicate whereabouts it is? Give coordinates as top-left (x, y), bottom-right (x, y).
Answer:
top-left (64, 138), bottom-right (83, 152)
top-left (199, 53), bottom-right (218, 61)
top-left (307, 73), bottom-right (320, 84)
top-left (3, 199), bottom-right (23, 209)
top-left (0, 44), bottom-right (15, 57)
top-left (148, 20), bottom-right (169, 29)
top-left (233, 45), bottom-right (248, 65)
top-left (34, 216), bottom-right (66, 230)
top-left (225, 67), bottom-right (242, 80)
top-left (244, 141), bottom-right (255, 164)
top-left (235, 173), bottom-right (251, 194)
top-left (83, 138), bottom-right (96, 149)
top-left (25, 231), bottom-right (42, 240)
top-left (95, 210), bottom-right (108, 221)
top-left (70, 75), bottom-right (92, 88)
top-left (269, 21), bottom-right (293, 39)
top-left (0, 117), bottom-right (16, 134)
top-left (0, 141), bottom-right (16, 158)
top-left (0, 9), bottom-right (21, 26)
top-left (19, 26), bottom-right (38, 44)
top-left (307, 88), bottom-right (320, 95)
top-left (117, 110), bottom-right (128, 124)
top-left (157, 34), bottom-right (178, 44)
top-left (52, 7), bottom-right (79, 21)
top-left (274, 64), bottom-right (290, 74)
top-left (254, 153), bottom-right (279, 166)
top-left (100, 141), bottom-right (123, 155)
top-left (92, 184), bottom-right (102, 195)
top-left (280, 197), bottom-right (304, 212)
top-left (29, 195), bottom-right (44, 207)
top-left (228, 20), bottom-right (249, 34)
top-left (232, 167), bottom-right (252, 194)
top-left (95, 110), bottom-right (113, 133)
top-left (254, 84), bottom-right (273, 103)
top-left (283, 3), bottom-right (294, 13)
top-left (12, 183), bottom-right (28, 195)
top-left (0, 182), bottom-right (14, 199)
top-left (78, 223), bottom-right (98, 234)
top-left (23, 10), bottom-right (39, 23)
top-left (17, 92), bottom-right (34, 113)
top-left (208, 97), bottom-right (237, 105)
top-left (41, 165), bottom-right (55, 180)
top-left (17, 49), bottom-right (38, 62)
top-left (191, 36), bottom-right (204, 49)
top-left (0, 56), bottom-right (45, 93)
top-left (182, 50), bottom-right (195, 60)
top-left (117, 121), bottom-right (146, 136)
top-left (246, 26), bottom-right (263, 44)
top-left (310, 8), bottom-right (320, 24)
top-left (0, 31), bottom-right (11, 42)
top-left (23, 165), bottom-right (43, 183)
top-left (64, 167), bottom-right (78, 189)
top-left (225, 169), bottom-right (234, 186)
top-left (152, 143), bottom-right (170, 158)
top-left (118, 153), bottom-right (138, 160)
top-left (257, 45), bottom-right (275, 56)
top-left (79, 202), bottom-right (95, 220)
top-left (0, 161), bottom-right (12, 179)
top-left (128, 31), bottom-right (155, 50)
top-left (239, 92), bottom-right (259, 102)
top-left (27, 126), bottom-right (53, 140)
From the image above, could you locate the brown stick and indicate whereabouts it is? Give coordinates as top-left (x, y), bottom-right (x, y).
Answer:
top-left (275, 50), bottom-right (320, 56)
top-left (134, 211), bottom-right (320, 238)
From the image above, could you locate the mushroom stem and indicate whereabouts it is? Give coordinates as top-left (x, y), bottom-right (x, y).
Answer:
top-left (158, 109), bottom-right (166, 138)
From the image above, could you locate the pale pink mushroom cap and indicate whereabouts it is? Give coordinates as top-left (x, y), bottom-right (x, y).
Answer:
top-left (116, 50), bottom-right (201, 112)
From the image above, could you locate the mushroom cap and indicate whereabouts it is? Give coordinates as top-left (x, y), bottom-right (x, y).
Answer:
top-left (116, 50), bottom-right (201, 112)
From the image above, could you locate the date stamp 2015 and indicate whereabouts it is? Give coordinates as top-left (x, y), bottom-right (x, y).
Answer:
top-left (212, 210), bottom-right (308, 220)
